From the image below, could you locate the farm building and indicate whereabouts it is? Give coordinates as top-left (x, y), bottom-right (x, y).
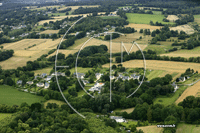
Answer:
top-left (89, 82), bottom-right (105, 92)
top-left (44, 82), bottom-right (50, 89)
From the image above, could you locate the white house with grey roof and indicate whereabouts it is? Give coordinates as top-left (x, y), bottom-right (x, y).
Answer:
top-left (26, 81), bottom-right (33, 85)
top-left (17, 80), bottom-right (22, 85)
top-left (89, 82), bottom-right (105, 93)
top-left (95, 73), bottom-right (103, 80)
top-left (73, 73), bottom-right (85, 79)
top-left (109, 116), bottom-right (126, 123)
top-left (44, 82), bottom-right (50, 89)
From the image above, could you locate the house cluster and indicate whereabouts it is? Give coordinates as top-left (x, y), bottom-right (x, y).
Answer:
top-left (89, 82), bottom-right (105, 93)
top-left (17, 72), bottom-right (66, 90)
top-left (19, 33), bottom-right (29, 37)
top-left (10, 25), bottom-right (27, 30)
top-left (111, 73), bottom-right (141, 81)
top-left (122, 7), bottom-right (131, 11)
top-left (109, 116), bottom-right (127, 123)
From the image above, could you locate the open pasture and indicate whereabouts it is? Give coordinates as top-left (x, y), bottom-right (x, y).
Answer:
top-left (0, 85), bottom-right (44, 106)
top-left (126, 13), bottom-right (175, 24)
top-left (175, 81), bottom-right (200, 104)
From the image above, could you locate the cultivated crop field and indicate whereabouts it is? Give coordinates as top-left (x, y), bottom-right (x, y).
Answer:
top-left (170, 24), bottom-right (195, 35)
top-left (0, 38), bottom-right (61, 69)
top-left (175, 81), bottom-right (200, 104)
top-left (126, 13), bottom-right (175, 24)
top-left (194, 15), bottom-right (200, 24)
top-left (0, 85), bottom-right (44, 106)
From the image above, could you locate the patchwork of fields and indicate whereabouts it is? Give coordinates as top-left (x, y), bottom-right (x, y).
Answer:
top-left (0, 85), bottom-right (44, 106)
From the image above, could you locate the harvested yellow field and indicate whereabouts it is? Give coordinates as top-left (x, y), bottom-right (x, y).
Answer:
top-left (125, 24), bottom-right (162, 31)
top-left (170, 24), bottom-right (194, 35)
top-left (121, 108), bottom-right (135, 113)
top-left (166, 15), bottom-right (179, 22)
top-left (33, 67), bottom-right (53, 75)
top-left (40, 30), bottom-right (59, 34)
top-left (137, 125), bottom-right (163, 133)
top-left (14, 50), bottom-right (40, 57)
top-left (38, 19), bottom-right (62, 25)
top-left (0, 38), bottom-right (62, 69)
top-left (175, 81), bottom-right (200, 104)
top-left (47, 50), bottom-right (78, 58)
top-left (57, 5), bottom-right (100, 11)
top-left (103, 60), bottom-right (200, 74)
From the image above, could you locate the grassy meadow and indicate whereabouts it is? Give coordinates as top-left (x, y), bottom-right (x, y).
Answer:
top-left (0, 85), bottom-right (44, 106)
top-left (126, 13), bottom-right (175, 24)
top-left (44, 99), bottom-right (66, 108)
top-left (0, 113), bottom-right (12, 121)
top-left (154, 86), bottom-right (188, 106)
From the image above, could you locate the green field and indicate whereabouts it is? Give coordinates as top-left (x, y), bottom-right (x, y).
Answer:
top-left (126, 13), bottom-right (175, 24)
top-left (153, 86), bottom-right (188, 106)
top-left (146, 70), bottom-right (165, 81)
top-left (44, 99), bottom-right (66, 108)
top-left (0, 85), bottom-right (45, 106)
top-left (69, 67), bottom-right (92, 74)
top-left (0, 113), bottom-right (12, 121)
top-left (118, 6), bottom-right (132, 9)
top-left (121, 121), bottom-right (138, 128)
top-left (176, 123), bottom-right (200, 133)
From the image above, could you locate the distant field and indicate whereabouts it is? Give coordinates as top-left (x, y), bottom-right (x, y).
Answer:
top-left (40, 30), bottom-right (59, 34)
top-left (160, 46), bottom-right (200, 58)
top-left (0, 113), bottom-right (12, 121)
top-left (114, 107), bottom-right (135, 114)
top-left (44, 99), bottom-right (66, 108)
top-left (126, 13), bottom-right (175, 24)
top-left (125, 24), bottom-right (162, 32)
top-left (112, 32), bottom-right (143, 43)
top-left (69, 67), bottom-right (92, 74)
top-left (100, 16), bottom-right (120, 19)
top-left (33, 67), bottom-right (53, 75)
top-left (0, 85), bottom-right (44, 106)
top-left (154, 86), bottom-right (188, 106)
top-left (0, 38), bottom-right (61, 69)
top-left (194, 15), bottom-right (200, 24)
top-left (103, 60), bottom-right (200, 74)
top-left (137, 125), bottom-right (163, 133)
top-left (176, 123), bottom-right (200, 133)
top-left (176, 81), bottom-right (200, 104)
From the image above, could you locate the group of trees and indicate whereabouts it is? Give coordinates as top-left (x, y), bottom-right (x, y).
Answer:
top-left (115, 27), bottom-right (136, 33)
top-left (0, 50), bottom-right (14, 62)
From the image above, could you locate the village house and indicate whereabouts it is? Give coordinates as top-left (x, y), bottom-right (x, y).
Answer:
top-left (95, 73), bottom-right (103, 80)
top-left (41, 73), bottom-right (47, 78)
top-left (73, 73), bottom-right (85, 79)
top-left (36, 82), bottom-right (44, 87)
top-left (109, 76), bottom-right (115, 80)
top-left (122, 76), bottom-right (130, 81)
top-left (51, 72), bottom-right (65, 77)
top-left (179, 77), bottom-right (186, 82)
top-left (44, 82), bottom-right (50, 89)
top-left (26, 81), bottom-right (33, 85)
top-left (45, 76), bottom-right (52, 81)
top-left (17, 80), bottom-right (22, 85)
top-left (109, 116), bottom-right (126, 123)
top-left (89, 82), bottom-right (105, 93)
